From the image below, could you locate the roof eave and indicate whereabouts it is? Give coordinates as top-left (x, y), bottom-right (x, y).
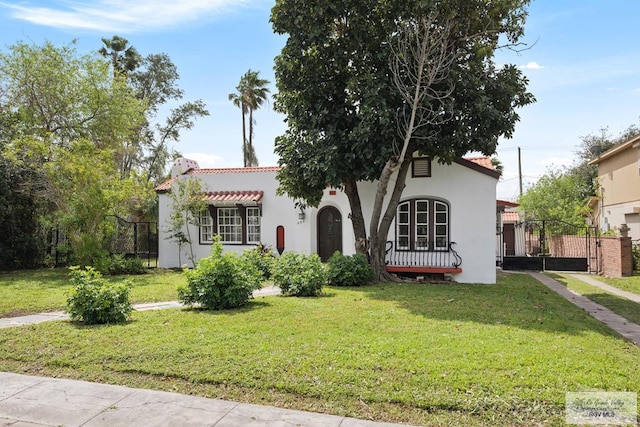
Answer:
top-left (588, 134), bottom-right (640, 165)
top-left (454, 158), bottom-right (501, 180)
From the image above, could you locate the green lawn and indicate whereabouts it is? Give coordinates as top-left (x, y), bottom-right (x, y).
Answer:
top-left (0, 268), bottom-right (184, 317)
top-left (1, 271), bottom-right (639, 426)
top-left (549, 273), bottom-right (640, 326)
top-left (595, 273), bottom-right (640, 295)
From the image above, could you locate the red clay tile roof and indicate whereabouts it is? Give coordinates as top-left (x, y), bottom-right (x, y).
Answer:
top-left (189, 166), bottom-right (281, 175)
top-left (502, 211), bottom-right (520, 223)
top-left (202, 191), bottom-right (264, 204)
top-left (454, 156), bottom-right (500, 179)
top-left (464, 156), bottom-right (494, 170)
top-left (155, 166), bottom-right (281, 192)
top-left (155, 178), bottom-right (175, 192)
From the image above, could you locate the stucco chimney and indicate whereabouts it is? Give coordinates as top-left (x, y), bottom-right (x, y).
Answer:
top-left (171, 158), bottom-right (200, 178)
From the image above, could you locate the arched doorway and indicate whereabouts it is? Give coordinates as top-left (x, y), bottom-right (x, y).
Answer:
top-left (317, 206), bottom-right (342, 262)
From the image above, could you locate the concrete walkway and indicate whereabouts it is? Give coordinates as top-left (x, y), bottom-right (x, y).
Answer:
top-left (0, 286), bottom-right (281, 329)
top-left (0, 372), bottom-right (411, 427)
top-left (529, 272), bottom-right (640, 347)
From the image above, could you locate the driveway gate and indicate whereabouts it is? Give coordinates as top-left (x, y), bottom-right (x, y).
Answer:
top-left (501, 220), bottom-right (598, 272)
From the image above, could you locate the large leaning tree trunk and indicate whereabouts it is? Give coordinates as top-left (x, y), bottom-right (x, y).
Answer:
top-left (369, 13), bottom-right (456, 281)
top-left (343, 175), bottom-right (369, 255)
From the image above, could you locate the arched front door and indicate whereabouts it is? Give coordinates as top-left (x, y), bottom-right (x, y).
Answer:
top-left (317, 206), bottom-right (342, 262)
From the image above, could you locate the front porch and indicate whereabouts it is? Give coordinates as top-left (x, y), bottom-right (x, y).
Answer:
top-left (384, 241), bottom-right (463, 275)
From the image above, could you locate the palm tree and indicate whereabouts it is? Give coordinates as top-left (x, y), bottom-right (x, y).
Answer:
top-left (98, 35), bottom-right (141, 77)
top-left (229, 70), bottom-right (270, 167)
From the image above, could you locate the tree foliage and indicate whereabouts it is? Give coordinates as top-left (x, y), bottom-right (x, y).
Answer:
top-left (518, 167), bottom-right (590, 225)
top-left (519, 123), bottom-right (640, 225)
top-left (0, 38), bottom-right (207, 267)
top-left (0, 155), bottom-right (47, 270)
top-left (271, 0), bottom-right (534, 278)
top-left (164, 177), bottom-right (206, 267)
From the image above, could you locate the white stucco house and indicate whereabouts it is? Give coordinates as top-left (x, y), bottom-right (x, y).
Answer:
top-left (156, 155), bottom-right (500, 284)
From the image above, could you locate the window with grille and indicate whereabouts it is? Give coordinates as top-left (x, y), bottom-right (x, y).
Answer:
top-left (201, 205), bottom-right (262, 245)
top-left (218, 207), bottom-right (242, 243)
top-left (395, 198), bottom-right (450, 251)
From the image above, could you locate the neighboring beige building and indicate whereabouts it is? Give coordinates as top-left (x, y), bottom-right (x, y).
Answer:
top-left (588, 135), bottom-right (640, 240)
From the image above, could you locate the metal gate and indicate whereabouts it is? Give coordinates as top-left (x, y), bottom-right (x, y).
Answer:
top-left (105, 215), bottom-right (158, 267)
top-left (501, 220), bottom-right (598, 272)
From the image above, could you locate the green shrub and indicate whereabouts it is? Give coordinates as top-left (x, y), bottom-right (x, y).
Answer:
top-left (66, 266), bottom-right (133, 324)
top-left (241, 244), bottom-right (277, 280)
top-left (327, 251), bottom-right (375, 286)
top-left (94, 254), bottom-right (146, 275)
top-left (272, 252), bottom-right (326, 296)
top-left (632, 243), bottom-right (640, 271)
top-left (178, 237), bottom-right (263, 310)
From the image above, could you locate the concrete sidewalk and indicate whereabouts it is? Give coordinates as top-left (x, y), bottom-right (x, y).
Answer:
top-left (529, 272), bottom-right (640, 347)
top-left (0, 372), bottom-right (412, 427)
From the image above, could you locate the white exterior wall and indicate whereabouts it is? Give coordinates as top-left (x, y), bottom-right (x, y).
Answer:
top-left (599, 201), bottom-right (640, 240)
top-left (158, 169), bottom-right (306, 268)
top-left (157, 160), bottom-right (498, 283)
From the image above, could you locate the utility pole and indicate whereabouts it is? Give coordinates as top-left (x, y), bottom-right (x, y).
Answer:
top-left (518, 146), bottom-right (523, 197)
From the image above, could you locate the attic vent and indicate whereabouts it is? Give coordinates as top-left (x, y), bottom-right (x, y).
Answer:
top-left (412, 157), bottom-right (431, 178)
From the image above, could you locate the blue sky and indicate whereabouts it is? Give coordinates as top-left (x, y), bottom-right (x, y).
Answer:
top-left (1, 1), bottom-right (640, 201)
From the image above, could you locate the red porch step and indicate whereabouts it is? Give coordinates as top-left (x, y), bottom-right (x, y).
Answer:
top-left (385, 266), bottom-right (462, 274)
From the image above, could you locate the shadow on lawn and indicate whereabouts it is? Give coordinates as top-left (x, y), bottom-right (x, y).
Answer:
top-left (358, 272), bottom-right (621, 337)
top-left (180, 300), bottom-right (272, 316)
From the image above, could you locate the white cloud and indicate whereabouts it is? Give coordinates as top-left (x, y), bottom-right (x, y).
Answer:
top-left (183, 152), bottom-right (224, 168)
top-left (0, 0), bottom-right (253, 32)
top-left (519, 61), bottom-right (544, 70)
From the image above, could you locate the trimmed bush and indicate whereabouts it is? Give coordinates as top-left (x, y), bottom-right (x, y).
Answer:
top-left (241, 244), bottom-right (277, 280)
top-left (178, 237), bottom-right (263, 310)
top-left (66, 266), bottom-right (133, 324)
top-left (272, 252), bottom-right (326, 296)
top-left (327, 251), bottom-right (375, 286)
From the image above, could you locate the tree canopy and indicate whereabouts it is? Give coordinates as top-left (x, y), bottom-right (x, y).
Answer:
top-left (519, 123), bottom-right (640, 225)
top-left (0, 38), bottom-right (207, 268)
top-left (271, 0), bottom-right (534, 278)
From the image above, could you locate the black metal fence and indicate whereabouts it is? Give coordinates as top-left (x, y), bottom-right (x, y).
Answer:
top-left (501, 220), bottom-right (598, 272)
top-left (47, 229), bottom-right (71, 267)
top-left (385, 241), bottom-right (462, 267)
top-left (105, 215), bottom-right (158, 267)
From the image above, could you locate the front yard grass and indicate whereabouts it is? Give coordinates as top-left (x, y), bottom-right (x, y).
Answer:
top-left (1, 271), bottom-right (639, 426)
top-left (549, 273), bottom-right (640, 326)
top-left (0, 268), bottom-right (184, 317)
top-left (595, 273), bottom-right (640, 295)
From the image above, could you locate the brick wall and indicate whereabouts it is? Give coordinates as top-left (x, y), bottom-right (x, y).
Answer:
top-left (598, 236), bottom-right (633, 277)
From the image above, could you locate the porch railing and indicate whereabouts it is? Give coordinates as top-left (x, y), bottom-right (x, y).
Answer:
top-left (385, 241), bottom-right (462, 268)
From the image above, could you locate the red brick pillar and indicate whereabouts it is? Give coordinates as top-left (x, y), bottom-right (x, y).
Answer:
top-left (598, 236), bottom-right (633, 277)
